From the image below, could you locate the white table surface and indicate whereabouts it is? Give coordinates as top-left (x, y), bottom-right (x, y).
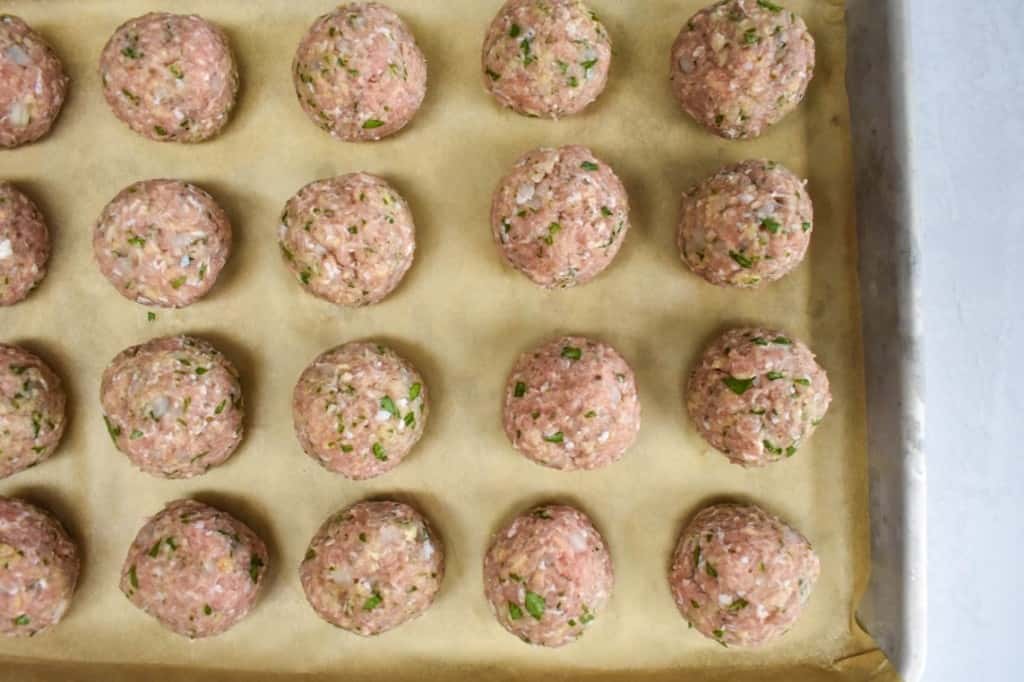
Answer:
top-left (910, 0), bottom-right (1022, 679)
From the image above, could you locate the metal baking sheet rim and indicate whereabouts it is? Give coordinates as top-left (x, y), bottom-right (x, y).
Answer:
top-left (847, 1), bottom-right (927, 681)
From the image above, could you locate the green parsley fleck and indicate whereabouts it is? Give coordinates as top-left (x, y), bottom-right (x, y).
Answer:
top-left (103, 416), bottom-right (121, 444)
top-left (514, 381), bottom-right (527, 397)
top-left (362, 119), bottom-right (385, 129)
top-left (195, 367), bottom-right (208, 376)
top-left (509, 23), bottom-right (521, 38)
top-left (409, 383), bottom-right (422, 401)
top-left (127, 235), bottom-right (146, 247)
top-left (773, 336), bottom-right (792, 345)
top-left (372, 443), bottom-right (387, 461)
top-left (508, 602), bottom-right (524, 620)
top-left (743, 28), bottom-right (761, 45)
top-left (601, 206), bottom-right (613, 217)
top-left (486, 68), bottom-right (501, 81)
top-left (169, 276), bottom-right (186, 289)
top-left (584, 410), bottom-right (597, 418)
top-left (249, 555), bottom-right (264, 583)
top-left (214, 399), bottom-right (227, 414)
top-left (766, 371), bottom-right (784, 380)
top-left (380, 395), bottom-right (399, 418)
top-left (722, 376), bottom-right (754, 395)
top-left (363, 592), bottom-right (383, 611)
top-left (542, 431), bottom-right (564, 444)
top-left (581, 58), bottom-right (598, 71)
top-left (168, 64), bottom-right (184, 79)
top-left (706, 562), bottom-right (718, 578)
top-left (802, 221), bottom-right (812, 232)
top-left (203, 604), bottom-right (213, 616)
top-left (561, 346), bottom-right (582, 361)
top-left (404, 412), bottom-right (415, 428)
top-left (524, 591), bottom-right (546, 620)
top-left (147, 312), bottom-right (156, 322)
top-left (757, 0), bottom-right (784, 13)
top-left (129, 564), bottom-right (139, 589)
top-left (581, 161), bottom-right (599, 171)
top-left (130, 429), bottom-right (143, 440)
top-left (13, 614), bottom-right (29, 626)
top-left (730, 251), bottom-right (753, 268)
top-left (154, 125), bottom-right (168, 136)
top-left (794, 377), bottom-right (811, 386)
top-left (761, 217), bottom-right (781, 234)
top-left (543, 222), bottom-right (561, 245)
top-left (359, 532), bottom-right (367, 542)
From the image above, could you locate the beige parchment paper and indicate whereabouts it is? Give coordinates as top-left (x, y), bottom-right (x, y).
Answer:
top-left (0, 1), bottom-right (900, 680)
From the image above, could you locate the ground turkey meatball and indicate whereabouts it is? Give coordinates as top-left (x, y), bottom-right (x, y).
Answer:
top-left (120, 499), bottom-right (268, 639)
top-left (0, 15), bottom-right (68, 148)
top-left (491, 145), bottom-right (629, 288)
top-left (0, 183), bottom-right (49, 306)
top-left (99, 13), bottom-right (238, 142)
top-left (669, 503), bottom-right (820, 647)
top-left (670, 0), bottom-right (815, 139)
top-left (300, 500), bottom-right (444, 636)
top-left (293, 2), bottom-right (427, 142)
top-left (678, 160), bottom-right (813, 288)
top-left (100, 335), bottom-right (243, 479)
top-left (503, 335), bottom-right (640, 471)
top-left (686, 327), bottom-right (830, 467)
top-left (0, 345), bottom-right (65, 480)
top-left (279, 173), bottom-right (415, 306)
top-left (292, 341), bottom-right (427, 479)
top-left (93, 179), bottom-right (232, 308)
top-left (483, 504), bottom-right (613, 647)
top-left (0, 498), bottom-right (79, 637)
top-left (481, 0), bottom-right (611, 118)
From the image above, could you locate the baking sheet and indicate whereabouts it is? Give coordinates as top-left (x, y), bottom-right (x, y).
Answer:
top-left (0, 0), bottom-right (899, 679)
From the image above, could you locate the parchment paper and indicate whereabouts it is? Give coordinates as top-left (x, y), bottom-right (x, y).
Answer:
top-left (0, 1), bottom-right (899, 680)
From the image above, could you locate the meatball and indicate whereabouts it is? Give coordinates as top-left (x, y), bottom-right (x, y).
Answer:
top-left (100, 335), bottom-right (244, 479)
top-left (686, 327), bottom-right (830, 467)
top-left (99, 13), bottom-right (238, 142)
top-left (677, 160), bottom-right (813, 288)
top-left (491, 145), bottom-right (629, 288)
top-left (278, 173), bottom-right (415, 306)
top-left (293, 2), bottom-right (427, 142)
top-left (481, 0), bottom-right (611, 118)
top-left (300, 500), bottom-right (444, 636)
top-left (483, 504), bottom-right (613, 647)
top-left (0, 498), bottom-right (79, 637)
top-left (0, 183), bottom-right (49, 306)
top-left (93, 179), bottom-right (232, 308)
top-left (292, 341), bottom-right (427, 479)
top-left (669, 503), bottom-right (820, 647)
top-left (120, 499), bottom-right (268, 639)
top-left (503, 335), bottom-right (640, 471)
top-left (670, 0), bottom-right (815, 140)
top-left (0, 344), bottom-right (65, 479)
top-left (0, 15), bottom-right (68, 148)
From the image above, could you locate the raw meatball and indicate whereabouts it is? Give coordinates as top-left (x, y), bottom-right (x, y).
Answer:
top-left (100, 335), bottom-right (244, 479)
top-left (293, 2), bottom-right (427, 141)
top-left (0, 344), bottom-right (65, 479)
top-left (686, 327), bottom-right (830, 467)
top-left (300, 500), bottom-right (444, 636)
top-left (677, 160), bottom-right (813, 288)
top-left (0, 15), bottom-right (68, 148)
top-left (503, 335), bottom-right (640, 471)
top-left (0, 498), bottom-right (79, 637)
top-left (292, 341), bottom-right (427, 480)
top-left (483, 504), bottom-right (613, 647)
top-left (491, 146), bottom-right (629, 288)
top-left (0, 183), bottom-right (49, 306)
top-left (99, 13), bottom-right (238, 142)
top-left (481, 0), bottom-right (611, 118)
top-left (93, 179), bottom-right (232, 308)
top-left (669, 503), bottom-right (820, 647)
top-left (670, 0), bottom-right (815, 139)
top-left (120, 499), bottom-right (268, 639)
top-left (278, 173), bottom-right (415, 306)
